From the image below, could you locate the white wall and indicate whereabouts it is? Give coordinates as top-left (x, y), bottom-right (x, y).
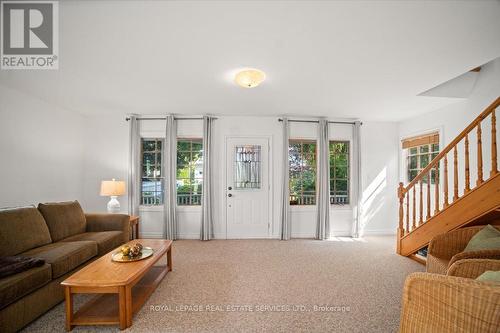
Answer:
top-left (80, 115), bottom-right (399, 238)
top-left (398, 57), bottom-right (500, 223)
top-left (0, 85), bottom-right (86, 207)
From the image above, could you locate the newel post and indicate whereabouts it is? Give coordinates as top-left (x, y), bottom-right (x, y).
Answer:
top-left (397, 182), bottom-right (404, 254)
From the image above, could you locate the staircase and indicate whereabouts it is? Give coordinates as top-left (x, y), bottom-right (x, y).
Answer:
top-left (397, 97), bottom-right (500, 258)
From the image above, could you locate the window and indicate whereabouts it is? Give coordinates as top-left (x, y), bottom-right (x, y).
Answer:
top-left (141, 138), bottom-right (164, 205)
top-left (329, 141), bottom-right (349, 204)
top-left (177, 139), bottom-right (203, 205)
top-left (289, 140), bottom-right (316, 205)
top-left (403, 133), bottom-right (439, 184)
top-left (234, 145), bottom-right (261, 189)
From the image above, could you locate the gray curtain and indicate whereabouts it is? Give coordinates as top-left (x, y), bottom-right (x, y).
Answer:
top-left (163, 115), bottom-right (178, 240)
top-left (280, 117), bottom-right (291, 240)
top-left (128, 115), bottom-right (141, 217)
top-left (201, 116), bottom-right (215, 240)
top-left (316, 119), bottom-right (330, 240)
top-left (352, 121), bottom-right (363, 238)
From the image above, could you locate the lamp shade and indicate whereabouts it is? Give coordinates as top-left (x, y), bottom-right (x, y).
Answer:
top-left (100, 179), bottom-right (126, 196)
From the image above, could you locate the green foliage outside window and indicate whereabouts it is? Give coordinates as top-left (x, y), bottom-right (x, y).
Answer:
top-left (177, 139), bottom-right (203, 205)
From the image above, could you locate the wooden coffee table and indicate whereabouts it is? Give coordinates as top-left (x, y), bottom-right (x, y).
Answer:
top-left (61, 239), bottom-right (172, 331)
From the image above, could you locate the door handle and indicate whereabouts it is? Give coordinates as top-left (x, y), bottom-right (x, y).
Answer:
top-left (228, 193), bottom-right (233, 197)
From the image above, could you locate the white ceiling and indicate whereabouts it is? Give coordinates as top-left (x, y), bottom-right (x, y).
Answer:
top-left (1, 0), bottom-right (500, 121)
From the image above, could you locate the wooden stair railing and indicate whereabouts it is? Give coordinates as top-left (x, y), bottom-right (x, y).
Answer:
top-left (397, 97), bottom-right (500, 256)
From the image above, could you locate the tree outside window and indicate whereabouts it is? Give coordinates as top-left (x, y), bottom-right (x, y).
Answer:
top-left (177, 139), bottom-right (203, 205)
top-left (289, 140), bottom-right (316, 205)
top-left (330, 141), bottom-right (349, 204)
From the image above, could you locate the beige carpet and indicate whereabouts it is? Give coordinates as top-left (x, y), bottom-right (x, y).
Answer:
top-left (23, 236), bottom-right (423, 333)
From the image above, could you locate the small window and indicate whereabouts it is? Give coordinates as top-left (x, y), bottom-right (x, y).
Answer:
top-left (403, 133), bottom-right (439, 184)
top-left (177, 139), bottom-right (203, 205)
top-left (330, 141), bottom-right (350, 204)
top-left (141, 138), bottom-right (164, 205)
top-left (289, 140), bottom-right (317, 205)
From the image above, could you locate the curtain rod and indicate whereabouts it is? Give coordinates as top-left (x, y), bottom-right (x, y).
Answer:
top-left (125, 116), bottom-right (217, 121)
top-left (278, 119), bottom-right (362, 125)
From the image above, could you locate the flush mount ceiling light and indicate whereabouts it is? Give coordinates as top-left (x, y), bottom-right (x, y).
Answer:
top-left (234, 69), bottom-right (266, 88)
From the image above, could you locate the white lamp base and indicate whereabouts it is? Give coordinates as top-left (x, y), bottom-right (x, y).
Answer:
top-left (107, 196), bottom-right (121, 213)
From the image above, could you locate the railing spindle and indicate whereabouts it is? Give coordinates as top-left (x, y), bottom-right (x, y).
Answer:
top-left (406, 193), bottom-right (409, 234)
top-left (477, 123), bottom-right (483, 186)
top-left (412, 186), bottom-right (416, 230)
top-left (398, 183), bottom-right (404, 234)
top-left (444, 155), bottom-right (449, 207)
top-left (492, 110), bottom-right (498, 177)
top-left (434, 163), bottom-right (440, 214)
top-left (419, 179), bottom-right (423, 225)
top-left (465, 135), bottom-right (471, 192)
top-left (426, 173), bottom-right (431, 220)
top-left (453, 146), bottom-right (459, 201)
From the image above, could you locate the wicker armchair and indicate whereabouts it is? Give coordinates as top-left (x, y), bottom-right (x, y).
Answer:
top-left (426, 225), bottom-right (500, 274)
top-left (399, 272), bottom-right (500, 333)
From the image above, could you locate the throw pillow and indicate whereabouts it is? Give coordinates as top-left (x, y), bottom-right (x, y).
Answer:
top-left (464, 225), bottom-right (500, 252)
top-left (476, 270), bottom-right (500, 283)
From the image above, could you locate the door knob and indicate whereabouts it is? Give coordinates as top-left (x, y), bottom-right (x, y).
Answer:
top-left (228, 186), bottom-right (232, 190)
top-left (228, 193), bottom-right (233, 197)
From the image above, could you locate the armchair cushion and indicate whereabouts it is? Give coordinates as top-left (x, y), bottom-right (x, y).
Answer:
top-left (464, 224), bottom-right (500, 252)
top-left (37, 201), bottom-right (86, 242)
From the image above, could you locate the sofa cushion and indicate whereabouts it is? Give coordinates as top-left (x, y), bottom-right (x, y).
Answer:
top-left (38, 201), bottom-right (86, 242)
top-left (22, 241), bottom-right (97, 278)
top-left (464, 224), bottom-right (500, 252)
top-left (0, 263), bottom-right (52, 310)
top-left (60, 231), bottom-right (124, 256)
top-left (0, 206), bottom-right (52, 256)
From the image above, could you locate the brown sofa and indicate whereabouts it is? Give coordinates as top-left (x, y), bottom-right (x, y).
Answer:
top-left (0, 201), bottom-right (130, 332)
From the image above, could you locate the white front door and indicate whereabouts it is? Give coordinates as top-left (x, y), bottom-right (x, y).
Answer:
top-left (226, 137), bottom-right (271, 238)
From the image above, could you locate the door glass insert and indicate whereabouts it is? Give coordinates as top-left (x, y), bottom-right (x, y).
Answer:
top-left (234, 145), bottom-right (261, 189)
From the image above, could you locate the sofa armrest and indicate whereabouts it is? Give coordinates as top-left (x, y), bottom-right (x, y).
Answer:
top-left (448, 249), bottom-right (500, 268)
top-left (399, 272), bottom-right (500, 333)
top-left (447, 259), bottom-right (500, 279)
top-left (85, 214), bottom-right (130, 243)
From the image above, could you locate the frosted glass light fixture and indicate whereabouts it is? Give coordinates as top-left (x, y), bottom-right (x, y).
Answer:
top-left (234, 69), bottom-right (266, 88)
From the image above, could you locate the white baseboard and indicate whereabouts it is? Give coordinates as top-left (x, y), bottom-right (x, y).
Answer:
top-left (361, 229), bottom-right (396, 236)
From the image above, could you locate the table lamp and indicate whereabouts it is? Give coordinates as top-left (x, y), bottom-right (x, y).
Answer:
top-left (100, 179), bottom-right (126, 213)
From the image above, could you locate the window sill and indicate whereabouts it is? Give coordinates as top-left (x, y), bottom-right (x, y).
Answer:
top-left (139, 205), bottom-right (203, 213)
top-left (139, 205), bottom-right (163, 212)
